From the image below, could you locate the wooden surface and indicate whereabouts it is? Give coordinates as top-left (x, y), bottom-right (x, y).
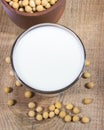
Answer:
top-left (0, 0), bottom-right (104, 130)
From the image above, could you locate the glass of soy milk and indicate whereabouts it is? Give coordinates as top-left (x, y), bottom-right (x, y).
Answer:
top-left (11, 23), bottom-right (86, 95)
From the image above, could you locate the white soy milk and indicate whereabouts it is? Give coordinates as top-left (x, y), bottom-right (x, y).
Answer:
top-left (12, 24), bottom-right (85, 92)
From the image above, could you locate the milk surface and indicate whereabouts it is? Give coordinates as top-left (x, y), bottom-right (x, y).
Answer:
top-left (12, 25), bottom-right (85, 92)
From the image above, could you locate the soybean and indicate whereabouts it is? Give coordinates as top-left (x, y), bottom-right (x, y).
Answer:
top-left (55, 101), bottom-right (62, 109)
top-left (5, 0), bottom-right (59, 13)
top-left (83, 72), bottom-right (90, 79)
top-left (54, 108), bottom-right (60, 115)
top-left (64, 115), bottom-right (71, 122)
top-left (43, 111), bottom-right (49, 119)
top-left (72, 107), bottom-right (80, 114)
top-left (9, 70), bottom-right (14, 76)
top-left (15, 80), bottom-right (22, 87)
top-left (36, 114), bottom-right (43, 121)
top-left (24, 91), bottom-right (33, 98)
top-left (28, 102), bottom-right (36, 109)
top-left (59, 111), bottom-right (66, 118)
top-left (8, 99), bottom-right (16, 106)
top-left (72, 115), bottom-right (80, 122)
top-left (36, 106), bottom-right (43, 112)
top-left (49, 104), bottom-right (55, 111)
top-left (66, 103), bottom-right (73, 110)
top-left (28, 110), bottom-right (35, 117)
top-left (83, 98), bottom-right (93, 105)
top-left (85, 60), bottom-right (90, 67)
top-left (85, 82), bottom-right (94, 89)
top-left (5, 56), bottom-right (10, 64)
top-left (81, 116), bottom-right (90, 124)
top-left (49, 111), bottom-right (55, 118)
top-left (4, 87), bottom-right (12, 93)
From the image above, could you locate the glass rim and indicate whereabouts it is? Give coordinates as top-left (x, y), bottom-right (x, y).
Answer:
top-left (11, 23), bottom-right (86, 94)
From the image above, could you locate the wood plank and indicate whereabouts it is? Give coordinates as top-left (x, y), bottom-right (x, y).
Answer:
top-left (0, 0), bottom-right (104, 129)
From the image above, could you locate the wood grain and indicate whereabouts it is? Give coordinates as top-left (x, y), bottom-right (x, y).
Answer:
top-left (0, 0), bottom-right (104, 130)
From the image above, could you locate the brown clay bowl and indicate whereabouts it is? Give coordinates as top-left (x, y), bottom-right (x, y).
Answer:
top-left (1, 0), bottom-right (66, 29)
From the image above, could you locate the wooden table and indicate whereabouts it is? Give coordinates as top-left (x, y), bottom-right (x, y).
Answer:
top-left (0, 0), bottom-right (104, 130)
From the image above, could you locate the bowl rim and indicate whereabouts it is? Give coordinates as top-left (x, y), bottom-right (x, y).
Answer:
top-left (10, 23), bottom-right (86, 95)
top-left (1, 0), bottom-right (65, 16)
